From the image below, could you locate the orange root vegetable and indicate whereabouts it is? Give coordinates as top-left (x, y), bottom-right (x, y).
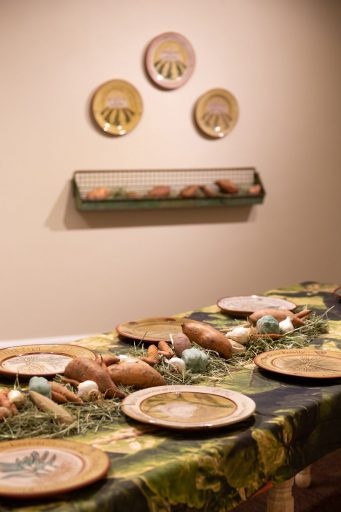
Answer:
top-left (200, 185), bottom-right (216, 197)
top-left (148, 185), bottom-right (171, 198)
top-left (295, 309), bottom-right (312, 319)
top-left (0, 390), bottom-right (17, 415)
top-left (158, 340), bottom-right (174, 358)
top-left (102, 354), bottom-right (120, 366)
top-left (249, 308), bottom-right (311, 327)
top-left (29, 390), bottom-right (74, 425)
top-left (179, 185), bottom-right (199, 198)
top-left (51, 382), bottom-right (83, 404)
top-left (108, 360), bottom-right (166, 389)
top-left (0, 406), bottom-right (11, 421)
top-left (64, 357), bottom-right (126, 399)
top-left (215, 179), bottom-right (239, 194)
top-left (86, 187), bottom-right (111, 200)
top-left (182, 322), bottom-right (232, 359)
top-left (51, 391), bottom-right (67, 404)
top-left (141, 344), bottom-right (160, 366)
top-left (59, 376), bottom-right (81, 387)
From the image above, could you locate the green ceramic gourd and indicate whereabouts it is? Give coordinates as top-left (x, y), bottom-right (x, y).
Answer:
top-left (256, 315), bottom-right (280, 334)
top-left (181, 347), bottom-right (208, 373)
top-left (28, 376), bottom-right (52, 398)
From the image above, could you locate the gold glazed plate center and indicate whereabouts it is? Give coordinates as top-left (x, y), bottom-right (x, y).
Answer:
top-left (140, 391), bottom-right (237, 423)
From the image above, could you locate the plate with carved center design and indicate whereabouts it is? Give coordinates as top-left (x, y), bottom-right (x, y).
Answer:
top-left (0, 438), bottom-right (110, 499)
top-left (194, 88), bottom-right (239, 138)
top-left (145, 32), bottom-right (195, 89)
top-left (91, 79), bottom-right (143, 136)
top-left (116, 316), bottom-right (200, 343)
top-left (0, 344), bottom-right (96, 379)
top-left (254, 348), bottom-right (341, 379)
top-left (122, 385), bottom-right (256, 430)
top-left (217, 295), bottom-right (296, 317)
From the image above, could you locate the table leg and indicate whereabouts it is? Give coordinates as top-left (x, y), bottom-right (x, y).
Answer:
top-left (267, 477), bottom-right (294, 512)
top-left (294, 465), bottom-right (312, 488)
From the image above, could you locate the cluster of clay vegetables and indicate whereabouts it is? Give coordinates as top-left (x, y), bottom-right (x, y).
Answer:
top-left (85, 179), bottom-right (261, 201)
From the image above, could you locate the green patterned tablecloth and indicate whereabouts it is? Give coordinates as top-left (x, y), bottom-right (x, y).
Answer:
top-left (1, 282), bottom-right (341, 512)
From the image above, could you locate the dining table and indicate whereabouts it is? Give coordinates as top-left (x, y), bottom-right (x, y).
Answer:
top-left (0, 281), bottom-right (340, 512)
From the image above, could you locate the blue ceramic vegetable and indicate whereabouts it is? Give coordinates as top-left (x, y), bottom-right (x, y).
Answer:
top-left (256, 315), bottom-right (280, 334)
top-left (28, 376), bottom-right (52, 398)
top-left (181, 347), bottom-right (208, 373)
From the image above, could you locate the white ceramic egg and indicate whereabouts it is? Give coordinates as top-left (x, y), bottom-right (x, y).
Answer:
top-left (226, 326), bottom-right (251, 345)
top-left (77, 380), bottom-right (99, 398)
top-left (166, 357), bottom-right (186, 373)
top-left (279, 316), bottom-right (294, 333)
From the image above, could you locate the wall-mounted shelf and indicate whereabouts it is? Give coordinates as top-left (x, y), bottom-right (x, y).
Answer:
top-left (72, 167), bottom-right (265, 211)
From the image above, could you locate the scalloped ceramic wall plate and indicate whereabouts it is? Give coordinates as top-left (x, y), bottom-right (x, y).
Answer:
top-left (92, 79), bottom-right (143, 136)
top-left (194, 88), bottom-right (238, 138)
top-left (145, 32), bottom-right (195, 89)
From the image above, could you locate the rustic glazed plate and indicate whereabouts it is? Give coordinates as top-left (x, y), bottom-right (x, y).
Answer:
top-left (254, 348), bottom-right (341, 379)
top-left (194, 88), bottom-right (238, 138)
top-left (145, 32), bottom-right (195, 89)
top-left (0, 344), bottom-right (96, 379)
top-left (92, 79), bottom-right (143, 136)
top-left (0, 438), bottom-right (110, 499)
top-left (117, 316), bottom-right (199, 343)
top-left (122, 385), bottom-right (255, 430)
top-left (217, 295), bottom-right (296, 317)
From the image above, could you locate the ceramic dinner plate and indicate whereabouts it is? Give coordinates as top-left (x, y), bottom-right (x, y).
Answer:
top-left (254, 348), bottom-right (341, 379)
top-left (194, 88), bottom-right (239, 138)
top-left (0, 438), bottom-right (110, 499)
top-left (121, 385), bottom-right (256, 430)
top-left (0, 344), bottom-right (96, 379)
top-left (145, 32), bottom-right (195, 89)
top-left (217, 295), bottom-right (296, 317)
top-left (116, 316), bottom-right (199, 343)
top-left (92, 79), bottom-right (143, 136)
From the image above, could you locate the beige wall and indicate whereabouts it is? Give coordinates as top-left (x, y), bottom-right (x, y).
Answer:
top-left (1, 0), bottom-right (340, 341)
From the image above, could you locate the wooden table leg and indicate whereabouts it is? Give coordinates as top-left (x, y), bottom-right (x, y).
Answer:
top-left (267, 477), bottom-right (294, 512)
top-left (295, 465), bottom-right (312, 488)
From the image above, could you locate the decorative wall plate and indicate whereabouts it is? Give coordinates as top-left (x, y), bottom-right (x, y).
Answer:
top-left (91, 79), bottom-right (143, 136)
top-left (254, 348), bottom-right (341, 379)
top-left (117, 317), bottom-right (199, 343)
top-left (217, 295), bottom-right (296, 317)
top-left (0, 438), bottom-right (110, 499)
top-left (121, 385), bottom-right (256, 430)
top-left (194, 88), bottom-right (238, 138)
top-left (145, 32), bottom-right (195, 89)
top-left (0, 344), bottom-right (96, 378)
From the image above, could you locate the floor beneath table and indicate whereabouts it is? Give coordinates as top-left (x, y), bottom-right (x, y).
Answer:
top-left (234, 449), bottom-right (341, 512)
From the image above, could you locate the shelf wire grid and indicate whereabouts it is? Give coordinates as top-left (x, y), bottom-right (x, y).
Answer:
top-left (74, 168), bottom-right (257, 199)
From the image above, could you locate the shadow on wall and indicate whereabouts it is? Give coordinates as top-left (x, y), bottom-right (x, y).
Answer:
top-left (45, 181), bottom-right (257, 231)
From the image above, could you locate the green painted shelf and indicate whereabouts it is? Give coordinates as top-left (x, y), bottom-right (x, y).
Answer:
top-left (72, 167), bottom-right (265, 211)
